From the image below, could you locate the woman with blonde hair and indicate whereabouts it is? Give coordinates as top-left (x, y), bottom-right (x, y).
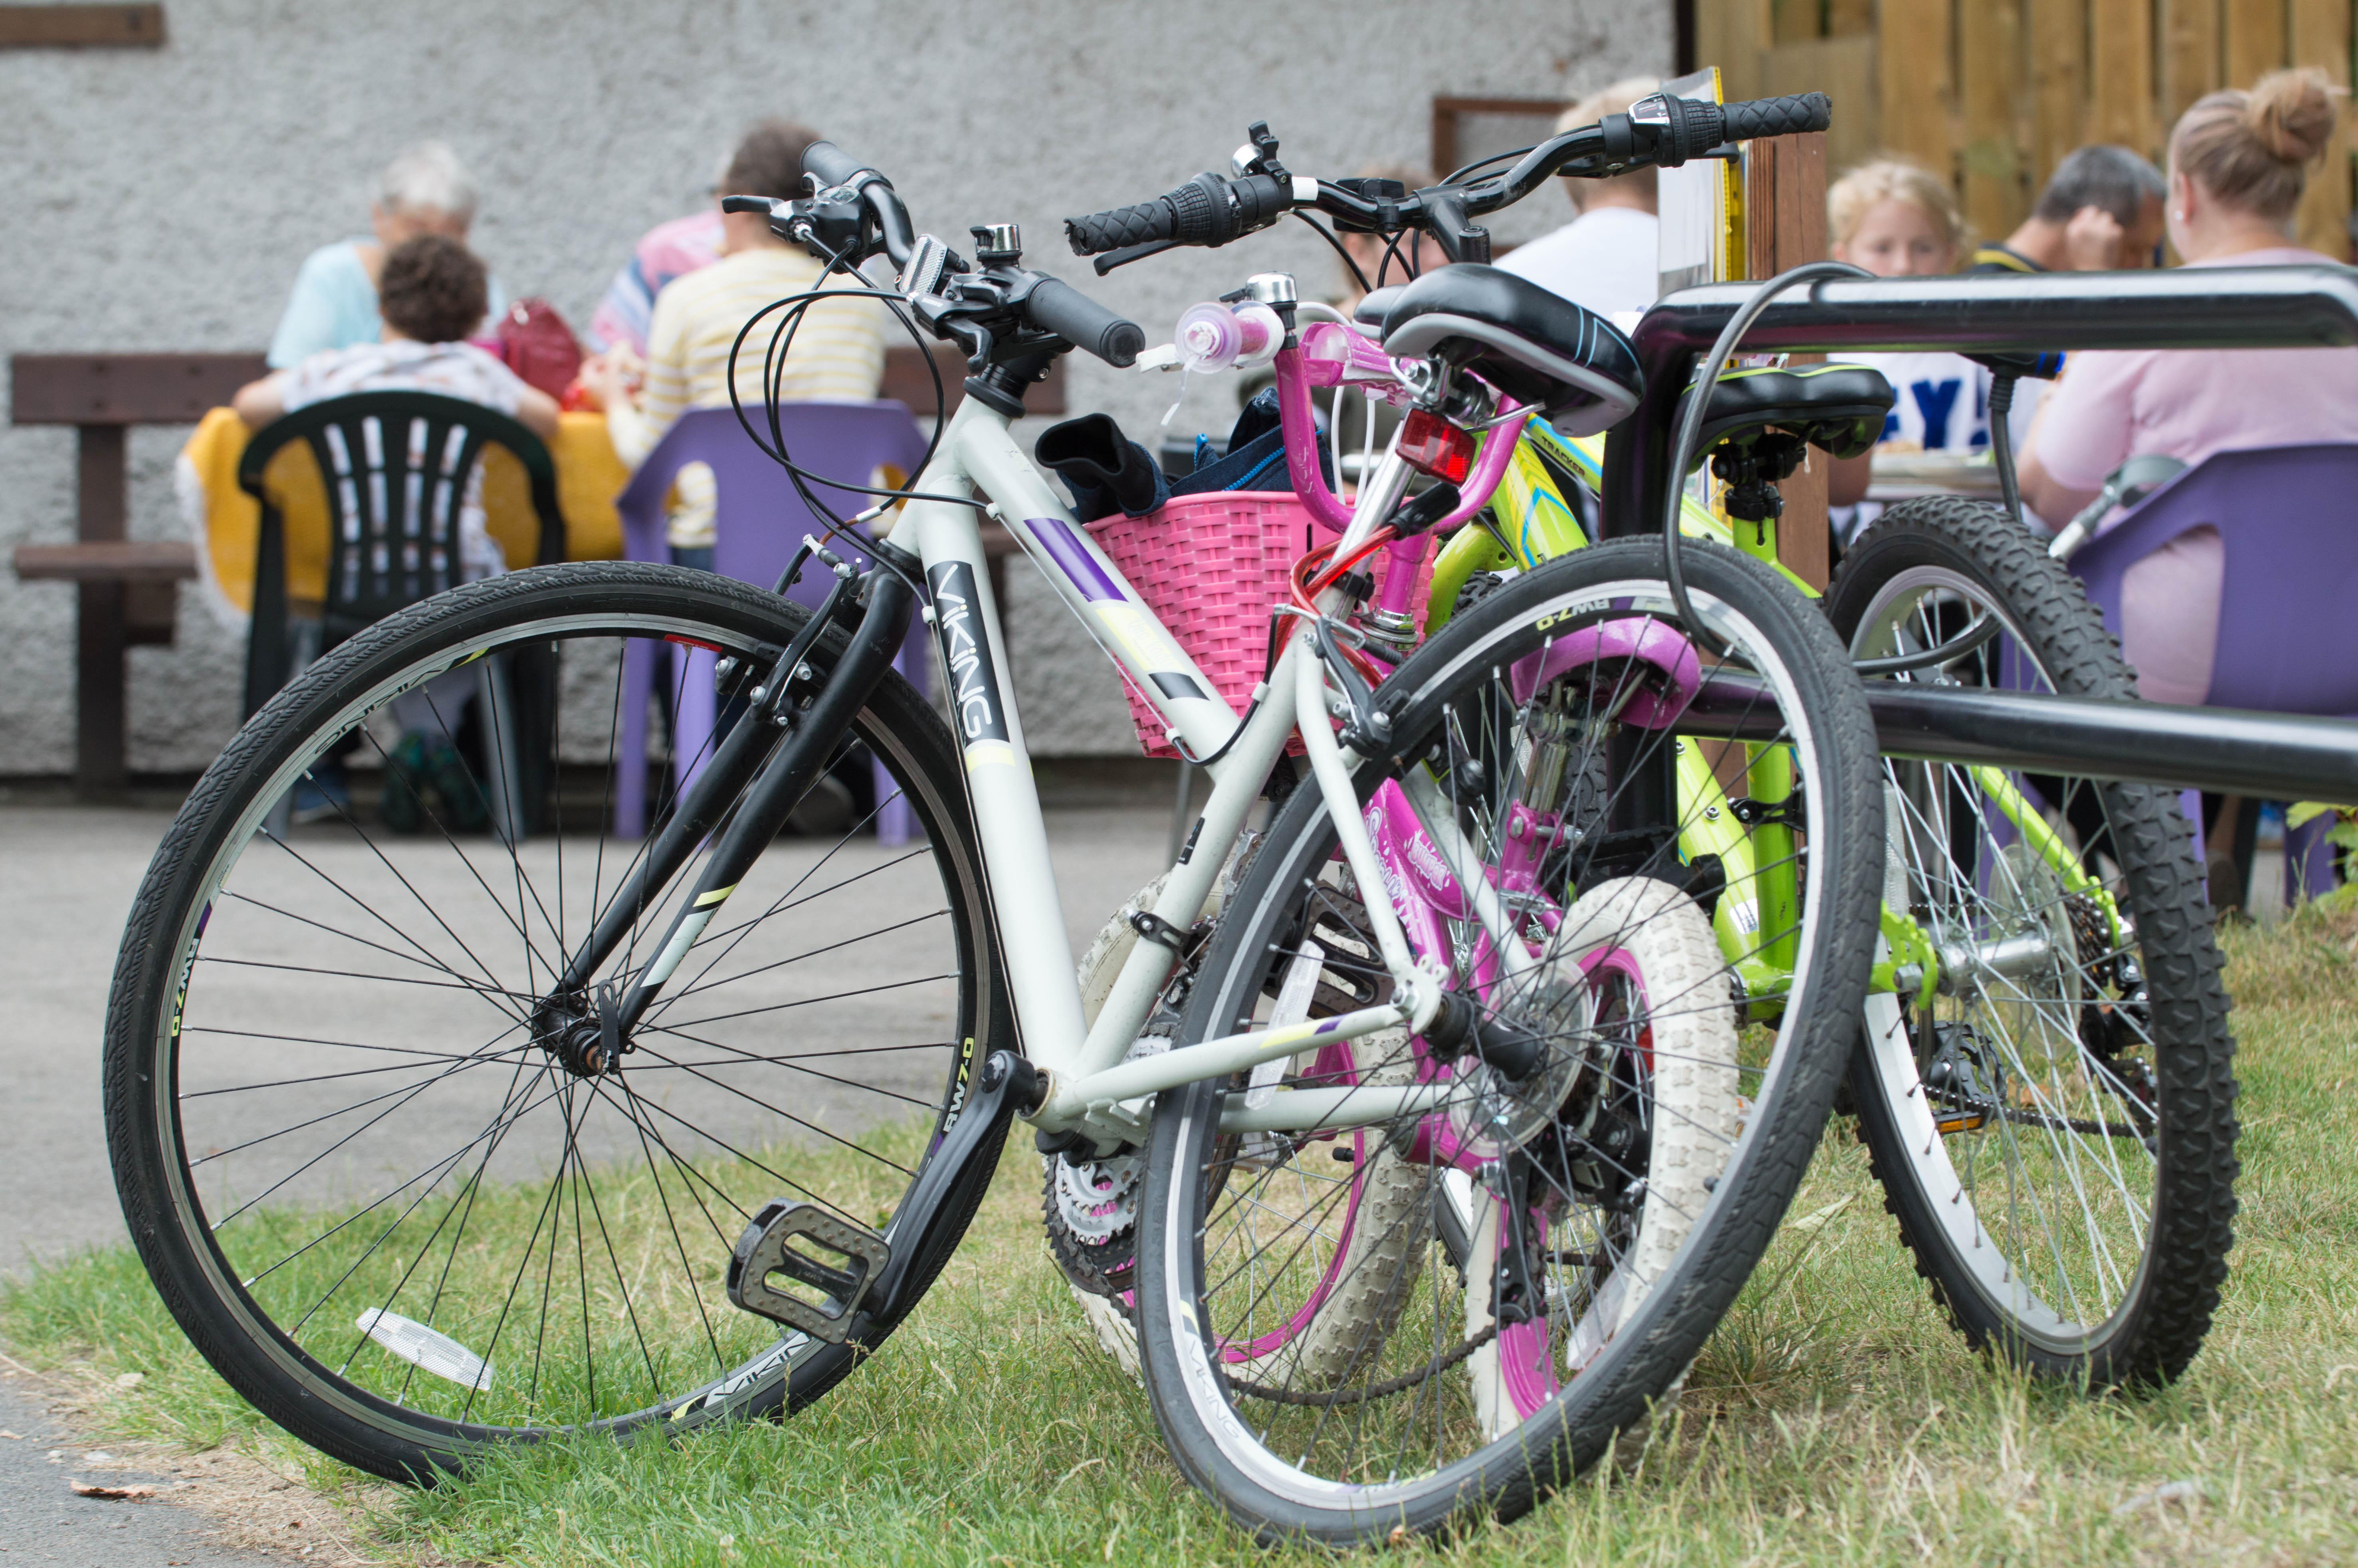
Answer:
top-left (2021, 68), bottom-right (2358, 705)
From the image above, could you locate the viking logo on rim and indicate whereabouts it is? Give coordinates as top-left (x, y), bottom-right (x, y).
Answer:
top-left (927, 561), bottom-right (1009, 746)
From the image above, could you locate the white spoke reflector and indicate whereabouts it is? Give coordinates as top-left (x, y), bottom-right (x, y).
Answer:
top-left (357, 1309), bottom-right (493, 1391)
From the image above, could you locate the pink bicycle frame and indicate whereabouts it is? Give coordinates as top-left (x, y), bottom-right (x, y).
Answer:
top-left (1268, 327), bottom-right (1532, 619)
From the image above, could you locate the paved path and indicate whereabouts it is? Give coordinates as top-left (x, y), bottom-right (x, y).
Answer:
top-left (0, 1374), bottom-right (270, 1566)
top-left (0, 801), bottom-right (1170, 1271)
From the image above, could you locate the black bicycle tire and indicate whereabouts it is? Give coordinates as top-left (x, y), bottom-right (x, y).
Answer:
top-left (1134, 539), bottom-right (1885, 1544)
top-left (1825, 497), bottom-right (2237, 1387)
top-left (102, 562), bottom-right (1012, 1483)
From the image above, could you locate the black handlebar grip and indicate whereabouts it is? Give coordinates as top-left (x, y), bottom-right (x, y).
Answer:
top-left (1721, 92), bottom-right (1834, 141)
top-left (1065, 198), bottom-right (1180, 256)
top-left (801, 140), bottom-right (872, 190)
top-left (1066, 172), bottom-right (1247, 256)
top-left (1024, 277), bottom-right (1145, 367)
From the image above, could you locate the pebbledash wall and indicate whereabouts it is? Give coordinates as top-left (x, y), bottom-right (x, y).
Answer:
top-left (0, 0), bottom-right (1667, 775)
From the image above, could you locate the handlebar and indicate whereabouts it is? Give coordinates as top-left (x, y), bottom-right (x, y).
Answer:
top-left (1065, 91), bottom-right (1834, 263)
top-left (1720, 91), bottom-right (1834, 141)
top-left (1064, 170), bottom-right (1291, 258)
top-left (1020, 278), bottom-right (1145, 366)
top-left (800, 139), bottom-right (870, 190)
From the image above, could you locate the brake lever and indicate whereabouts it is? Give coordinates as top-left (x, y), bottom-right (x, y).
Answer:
top-left (1091, 238), bottom-right (1183, 276)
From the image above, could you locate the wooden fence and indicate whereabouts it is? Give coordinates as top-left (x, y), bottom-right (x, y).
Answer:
top-left (1696, 0), bottom-right (2356, 256)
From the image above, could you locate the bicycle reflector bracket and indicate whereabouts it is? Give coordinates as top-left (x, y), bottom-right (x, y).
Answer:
top-left (1399, 407), bottom-right (1477, 483)
top-left (727, 1199), bottom-right (893, 1343)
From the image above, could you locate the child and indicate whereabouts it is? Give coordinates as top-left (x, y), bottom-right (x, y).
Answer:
top-left (233, 234), bottom-right (559, 829)
top-left (1820, 161), bottom-right (2029, 538)
top-left (236, 233), bottom-right (560, 583)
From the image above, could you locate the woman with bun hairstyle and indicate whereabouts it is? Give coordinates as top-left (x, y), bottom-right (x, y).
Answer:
top-left (2021, 68), bottom-right (2358, 704)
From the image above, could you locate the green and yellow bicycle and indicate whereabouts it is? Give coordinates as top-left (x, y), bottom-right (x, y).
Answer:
top-left (1419, 392), bottom-right (2235, 1387)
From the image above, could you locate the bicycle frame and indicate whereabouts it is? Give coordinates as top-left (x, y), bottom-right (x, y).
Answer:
top-left (542, 337), bottom-right (1563, 1154)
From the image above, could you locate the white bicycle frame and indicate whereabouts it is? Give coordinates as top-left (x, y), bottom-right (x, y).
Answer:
top-left (887, 389), bottom-right (1523, 1148)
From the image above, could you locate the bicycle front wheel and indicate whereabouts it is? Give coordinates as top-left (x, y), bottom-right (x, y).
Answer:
top-left (1826, 497), bottom-right (2237, 1386)
top-left (104, 563), bottom-right (1010, 1483)
top-left (1134, 538), bottom-right (1885, 1544)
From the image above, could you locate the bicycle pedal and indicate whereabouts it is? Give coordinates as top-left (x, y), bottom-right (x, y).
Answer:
top-left (726, 1199), bottom-right (892, 1343)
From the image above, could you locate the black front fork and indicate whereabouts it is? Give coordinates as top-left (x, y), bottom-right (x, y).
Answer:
top-left (546, 553), bottom-right (920, 1060)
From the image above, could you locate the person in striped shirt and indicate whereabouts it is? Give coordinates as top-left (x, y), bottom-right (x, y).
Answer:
top-left (592, 119), bottom-right (888, 562)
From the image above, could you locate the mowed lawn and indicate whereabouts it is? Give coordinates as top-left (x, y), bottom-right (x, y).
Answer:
top-left (7, 910), bottom-right (2358, 1566)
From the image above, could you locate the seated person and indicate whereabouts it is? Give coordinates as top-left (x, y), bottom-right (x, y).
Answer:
top-left (236, 234), bottom-right (559, 585)
top-left (267, 141), bottom-right (507, 369)
top-left (589, 209), bottom-right (725, 358)
top-left (1968, 144), bottom-right (2166, 274)
top-left (236, 235), bottom-right (557, 829)
top-left (592, 118), bottom-right (887, 567)
top-left (575, 148), bottom-right (732, 406)
top-left (1821, 161), bottom-right (2023, 536)
top-left (1496, 77), bottom-right (1661, 324)
top-left (2022, 68), bottom-right (2358, 706)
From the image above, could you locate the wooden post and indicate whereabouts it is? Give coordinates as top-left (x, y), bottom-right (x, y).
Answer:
top-left (1744, 129), bottom-right (1833, 590)
top-left (1958, 0), bottom-right (2029, 237)
top-left (2088, 0), bottom-right (2157, 152)
top-left (1876, 0), bottom-right (1956, 173)
top-left (2291, 0), bottom-right (2354, 258)
top-left (2027, 0), bottom-right (2090, 183)
top-left (74, 424), bottom-right (128, 797)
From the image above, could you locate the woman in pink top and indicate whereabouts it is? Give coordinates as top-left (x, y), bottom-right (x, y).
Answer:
top-left (2021, 68), bottom-right (2358, 704)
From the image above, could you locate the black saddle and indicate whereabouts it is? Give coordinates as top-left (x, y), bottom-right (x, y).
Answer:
top-left (1352, 285), bottom-right (1404, 328)
top-left (1376, 266), bottom-right (1644, 437)
top-left (1676, 363), bottom-right (1895, 464)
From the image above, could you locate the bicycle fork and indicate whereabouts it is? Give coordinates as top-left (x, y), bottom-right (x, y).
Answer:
top-left (539, 552), bottom-right (919, 1071)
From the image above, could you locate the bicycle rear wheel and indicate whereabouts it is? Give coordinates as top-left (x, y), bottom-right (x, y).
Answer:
top-left (1134, 539), bottom-right (1884, 1544)
top-left (1825, 498), bottom-right (2237, 1386)
top-left (104, 563), bottom-right (1009, 1483)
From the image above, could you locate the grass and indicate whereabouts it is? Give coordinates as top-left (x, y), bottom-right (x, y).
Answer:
top-left (11, 908), bottom-right (2358, 1565)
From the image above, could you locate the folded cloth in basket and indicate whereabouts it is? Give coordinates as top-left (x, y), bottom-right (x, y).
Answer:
top-left (1170, 388), bottom-right (1335, 499)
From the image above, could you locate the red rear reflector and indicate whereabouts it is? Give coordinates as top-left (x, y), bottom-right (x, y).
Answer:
top-left (1398, 408), bottom-right (1476, 483)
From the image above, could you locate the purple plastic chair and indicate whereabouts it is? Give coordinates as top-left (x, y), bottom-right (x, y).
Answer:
top-left (612, 402), bottom-right (930, 842)
top-left (2070, 442), bottom-right (2358, 903)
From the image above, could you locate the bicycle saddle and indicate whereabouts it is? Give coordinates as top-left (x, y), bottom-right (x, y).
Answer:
top-left (1676, 363), bottom-right (1895, 464)
top-left (1353, 285), bottom-right (1405, 328)
top-left (1377, 265), bottom-right (1644, 436)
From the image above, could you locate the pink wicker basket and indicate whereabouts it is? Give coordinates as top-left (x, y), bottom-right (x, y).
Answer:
top-left (1085, 491), bottom-right (1432, 759)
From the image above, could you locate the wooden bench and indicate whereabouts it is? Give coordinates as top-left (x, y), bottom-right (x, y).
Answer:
top-left (10, 352), bottom-right (264, 795)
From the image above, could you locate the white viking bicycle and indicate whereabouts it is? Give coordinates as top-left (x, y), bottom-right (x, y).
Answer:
top-left (105, 97), bottom-right (1887, 1544)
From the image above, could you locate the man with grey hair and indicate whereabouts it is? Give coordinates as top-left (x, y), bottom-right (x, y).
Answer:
top-left (1496, 77), bottom-right (1662, 321)
top-left (1968, 144), bottom-right (2167, 274)
top-left (267, 140), bottom-right (507, 368)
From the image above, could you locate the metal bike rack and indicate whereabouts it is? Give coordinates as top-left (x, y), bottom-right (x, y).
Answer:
top-left (1684, 673), bottom-right (2358, 805)
top-left (1602, 266), bottom-right (2358, 799)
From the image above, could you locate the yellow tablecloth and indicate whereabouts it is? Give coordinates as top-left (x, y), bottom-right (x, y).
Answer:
top-left (178, 408), bottom-right (630, 618)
